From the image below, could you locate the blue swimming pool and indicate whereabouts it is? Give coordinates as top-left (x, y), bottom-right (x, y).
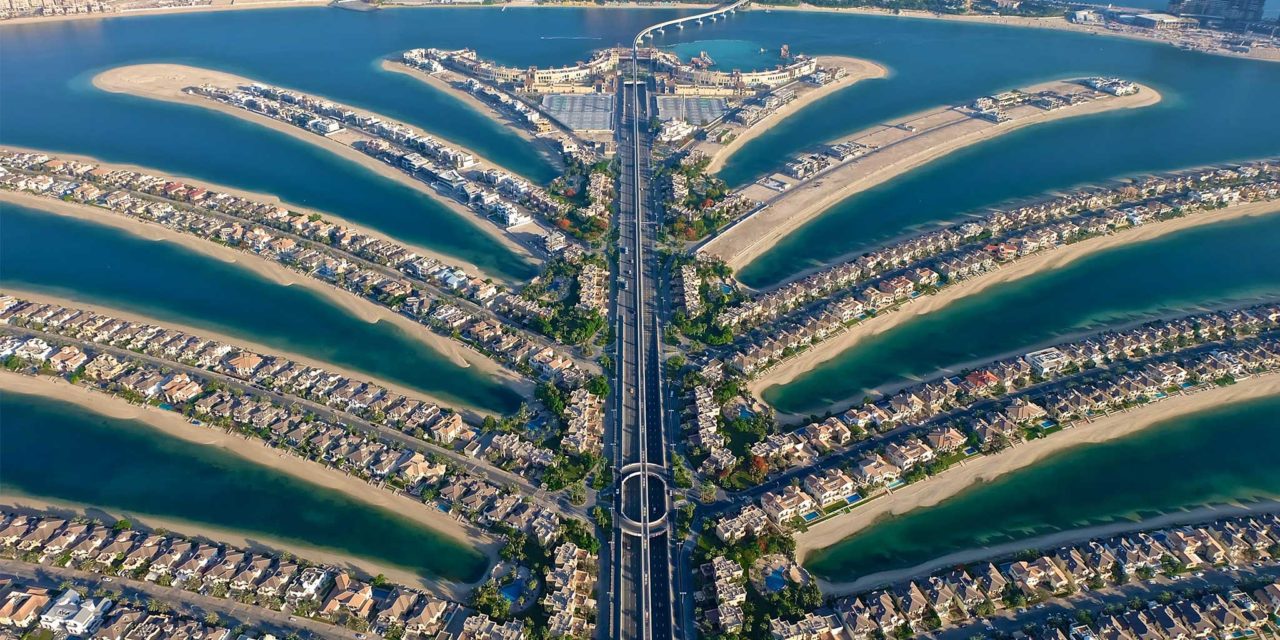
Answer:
top-left (764, 566), bottom-right (787, 592)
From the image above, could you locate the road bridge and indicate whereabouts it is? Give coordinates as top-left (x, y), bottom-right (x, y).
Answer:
top-left (635, 0), bottom-right (749, 41)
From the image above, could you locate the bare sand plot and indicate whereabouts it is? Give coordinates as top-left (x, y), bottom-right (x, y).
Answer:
top-left (691, 56), bottom-right (890, 175)
top-left (699, 79), bottom-right (1162, 272)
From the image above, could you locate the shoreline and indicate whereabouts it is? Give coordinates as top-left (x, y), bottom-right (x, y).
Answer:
top-left (379, 59), bottom-right (568, 175)
top-left (0, 190), bottom-right (530, 411)
top-left (0, 492), bottom-right (481, 598)
top-left (90, 63), bottom-right (539, 263)
top-left (700, 55), bottom-right (890, 176)
top-left (0, 0), bottom-right (328, 26)
top-left (761, 4), bottom-right (1280, 64)
top-left (815, 498), bottom-right (1280, 596)
top-left (750, 197), bottom-right (1280, 413)
top-left (0, 287), bottom-right (505, 420)
top-left (0, 0), bottom-right (714, 27)
top-left (0, 371), bottom-right (499, 577)
top-left (794, 370), bottom-right (1280, 565)
top-left (0, 143), bottom-right (502, 285)
top-left (6, 1), bottom-right (1278, 67)
top-left (699, 80), bottom-right (1163, 272)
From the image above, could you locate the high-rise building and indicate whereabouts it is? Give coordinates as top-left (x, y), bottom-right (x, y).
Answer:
top-left (1167, 0), bottom-right (1266, 23)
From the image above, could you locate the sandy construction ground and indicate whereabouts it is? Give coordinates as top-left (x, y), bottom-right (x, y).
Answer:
top-left (0, 371), bottom-right (498, 595)
top-left (795, 370), bottom-right (1280, 566)
top-left (91, 63), bottom-right (542, 262)
top-left (0, 190), bottom-right (531, 410)
top-left (749, 198), bottom-right (1280, 410)
top-left (696, 56), bottom-right (890, 175)
top-left (700, 80), bottom-right (1161, 271)
top-left (816, 499), bottom-right (1280, 595)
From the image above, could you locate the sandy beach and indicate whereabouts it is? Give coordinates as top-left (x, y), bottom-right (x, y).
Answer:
top-left (0, 0), bottom-right (327, 27)
top-left (794, 370), bottom-right (1280, 565)
top-left (816, 499), bottom-right (1280, 595)
top-left (759, 4), bottom-right (1280, 64)
top-left (91, 63), bottom-right (540, 263)
top-left (699, 56), bottom-right (889, 175)
top-left (380, 59), bottom-right (568, 173)
top-left (0, 493), bottom-right (482, 597)
top-left (0, 0), bottom-right (720, 28)
top-left (0, 371), bottom-right (499, 577)
top-left (699, 80), bottom-right (1162, 272)
top-left (2, 144), bottom-right (502, 284)
top-left (0, 287), bottom-right (508, 420)
top-left (0, 189), bottom-right (530, 408)
top-left (749, 198), bottom-right (1280, 409)
top-left (7, 0), bottom-right (1277, 66)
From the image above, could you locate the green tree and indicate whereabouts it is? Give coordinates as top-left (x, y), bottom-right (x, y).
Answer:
top-left (586, 375), bottom-right (610, 398)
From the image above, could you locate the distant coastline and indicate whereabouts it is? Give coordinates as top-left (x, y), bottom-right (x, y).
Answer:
top-left (4, 0), bottom-right (1277, 69)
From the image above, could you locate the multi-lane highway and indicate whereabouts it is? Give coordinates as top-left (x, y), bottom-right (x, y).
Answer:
top-left (606, 45), bottom-right (677, 640)
top-left (602, 6), bottom-right (748, 639)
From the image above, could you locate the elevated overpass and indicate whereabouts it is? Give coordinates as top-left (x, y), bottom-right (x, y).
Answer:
top-left (635, 0), bottom-right (750, 43)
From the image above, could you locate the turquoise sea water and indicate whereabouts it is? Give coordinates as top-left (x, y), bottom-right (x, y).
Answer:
top-left (764, 213), bottom-right (1280, 415)
top-left (2, 5), bottom-right (1280, 581)
top-left (805, 394), bottom-right (1280, 582)
top-left (3, 8), bottom-right (1278, 286)
top-left (2, 9), bottom-right (1278, 395)
top-left (0, 392), bottom-right (489, 584)
top-left (679, 16), bottom-right (1280, 287)
top-left (0, 203), bottom-right (523, 414)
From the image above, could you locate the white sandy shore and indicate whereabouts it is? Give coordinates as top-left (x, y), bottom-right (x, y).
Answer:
top-left (794, 371), bottom-right (1280, 565)
top-left (817, 499), bottom-right (1280, 595)
top-left (7, 0), bottom-right (1277, 66)
top-left (700, 56), bottom-right (890, 175)
top-left (0, 0), bottom-right (719, 27)
top-left (0, 371), bottom-right (500, 589)
top-left (760, 4), bottom-right (1280, 64)
top-left (0, 190), bottom-right (531, 411)
top-left (1, 143), bottom-right (502, 285)
top-left (0, 0), bottom-right (327, 26)
top-left (700, 81), bottom-right (1162, 271)
top-left (0, 493), bottom-right (481, 597)
top-left (379, 59), bottom-right (568, 174)
top-left (750, 198), bottom-right (1280, 411)
top-left (91, 63), bottom-right (538, 263)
